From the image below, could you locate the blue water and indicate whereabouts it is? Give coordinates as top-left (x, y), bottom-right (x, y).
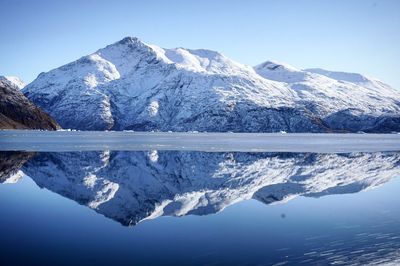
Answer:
top-left (0, 150), bottom-right (399, 266)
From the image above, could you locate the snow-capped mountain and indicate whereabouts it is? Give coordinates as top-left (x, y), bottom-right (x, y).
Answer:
top-left (19, 151), bottom-right (400, 226)
top-left (23, 37), bottom-right (400, 132)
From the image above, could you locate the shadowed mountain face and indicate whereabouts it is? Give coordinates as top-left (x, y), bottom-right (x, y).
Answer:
top-left (1, 151), bottom-right (394, 226)
top-left (0, 78), bottom-right (60, 130)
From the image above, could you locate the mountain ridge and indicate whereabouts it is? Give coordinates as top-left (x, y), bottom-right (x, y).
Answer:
top-left (23, 37), bottom-right (400, 132)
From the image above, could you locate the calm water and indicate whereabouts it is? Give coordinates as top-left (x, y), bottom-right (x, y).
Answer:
top-left (0, 148), bottom-right (399, 266)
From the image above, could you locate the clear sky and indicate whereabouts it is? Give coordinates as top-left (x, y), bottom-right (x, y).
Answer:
top-left (1, 0), bottom-right (399, 88)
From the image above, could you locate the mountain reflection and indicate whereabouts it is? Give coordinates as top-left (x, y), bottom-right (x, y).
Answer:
top-left (0, 151), bottom-right (35, 183)
top-left (1, 151), bottom-right (399, 226)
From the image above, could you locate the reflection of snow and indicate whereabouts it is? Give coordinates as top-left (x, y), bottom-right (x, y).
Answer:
top-left (21, 151), bottom-right (400, 227)
top-left (88, 182), bottom-right (119, 209)
top-left (147, 150), bottom-right (158, 162)
top-left (83, 174), bottom-right (97, 188)
top-left (3, 170), bottom-right (24, 184)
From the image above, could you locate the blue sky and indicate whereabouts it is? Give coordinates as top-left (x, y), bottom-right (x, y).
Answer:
top-left (1, 0), bottom-right (399, 88)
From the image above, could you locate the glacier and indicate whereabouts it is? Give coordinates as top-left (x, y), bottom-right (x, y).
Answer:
top-left (23, 37), bottom-right (400, 132)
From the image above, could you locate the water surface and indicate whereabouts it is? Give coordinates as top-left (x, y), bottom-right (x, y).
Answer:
top-left (1, 130), bottom-right (400, 152)
top-left (0, 133), bottom-right (399, 265)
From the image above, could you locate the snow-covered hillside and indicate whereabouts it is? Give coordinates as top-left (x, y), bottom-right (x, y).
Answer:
top-left (21, 151), bottom-right (400, 226)
top-left (23, 37), bottom-right (400, 132)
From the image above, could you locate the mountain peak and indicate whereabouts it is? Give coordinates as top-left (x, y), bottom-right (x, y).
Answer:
top-left (117, 36), bottom-right (144, 45)
top-left (99, 36), bottom-right (152, 57)
top-left (255, 61), bottom-right (299, 72)
top-left (254, 61), bottom-right (307, 82)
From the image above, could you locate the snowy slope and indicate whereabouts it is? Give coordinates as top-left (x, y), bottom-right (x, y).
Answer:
top-left (305, 68), bottom-right (373, 83)
top-left (254, 62), bottom-right (400, 131)
top-left (21, 151), bottom-right (400, 226)
top-left (23, 37), bottom-right (400, 132)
